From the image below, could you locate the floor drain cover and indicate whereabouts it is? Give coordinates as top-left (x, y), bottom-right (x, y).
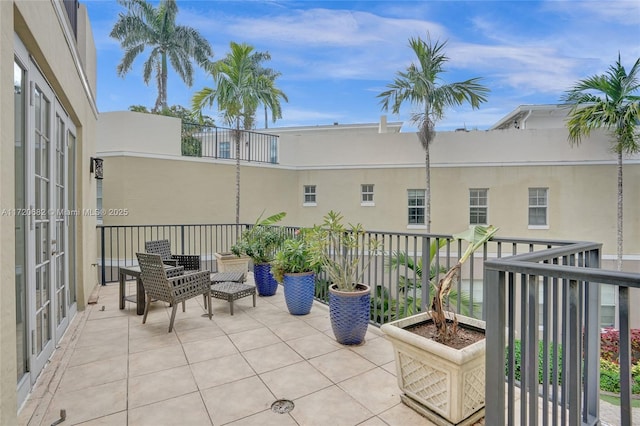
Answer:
top-left (271, 399), bottom-right (294, 414)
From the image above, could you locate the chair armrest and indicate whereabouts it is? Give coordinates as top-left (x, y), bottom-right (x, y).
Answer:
top-left (171, 254), bottom-right (201, 271)
top-left (166, 265), bottom-right (185, 278)
top-left (168, 270), bottom-right (210, 295)
top-left (162, 259), bottom-right (179, 267)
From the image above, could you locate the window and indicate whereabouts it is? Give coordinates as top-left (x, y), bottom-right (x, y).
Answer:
top-left (600, 284), bottom-right (616, 328)
top-left (219, 141), bottom-right (230, 159)
top-left (304, 185), bottom-right (316, 205)
top-left (269, 137), bottom-right (278, 164)
top-left (361, 184), bottom-right (374, 205)
top-left (469, 189), bottom-right (488, 225)
top-left (407, 189), bottom-right (425, 225)
top-left (529, 188), bottom-right (548, 227)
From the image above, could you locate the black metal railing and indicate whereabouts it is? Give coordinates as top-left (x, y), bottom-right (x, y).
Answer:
top-left (484, 242), bottom-right (638, 425)
top-left (181, 122), bottom-right (279, 163)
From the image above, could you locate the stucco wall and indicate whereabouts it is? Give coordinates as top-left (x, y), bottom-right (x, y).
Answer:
top-left (98, 111), bottom-right (182, 156)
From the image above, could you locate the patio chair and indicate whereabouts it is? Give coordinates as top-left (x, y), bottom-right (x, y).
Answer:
top-left (145, 239), bottom-right (201, 271)
top-left (136, 252), bottom-right (212, 332)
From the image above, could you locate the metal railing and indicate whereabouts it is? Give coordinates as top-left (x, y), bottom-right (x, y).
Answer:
top-left (97, 223), bottom-right (638, 424)
top-left (181, 122), bottom-right (279, 163)
top-left (484, 242), bottom-right (638, 425)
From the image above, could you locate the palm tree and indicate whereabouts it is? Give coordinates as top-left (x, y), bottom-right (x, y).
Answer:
top-left (561, 55), bottom-right (640, 271)
top-left (110, 0), bottom-right (213, 112)
top-left (378, 34), bottom-right (489, 232)
top-left (191, 42), bottom-right (288, 223)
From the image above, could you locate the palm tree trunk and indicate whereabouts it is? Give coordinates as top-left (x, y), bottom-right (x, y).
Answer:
top-left (235, 120), bottom-right (241, 225)
top-left (425, 147), bottom-right (431, 233)
top-left (617, 150), bottom-right (623, 271)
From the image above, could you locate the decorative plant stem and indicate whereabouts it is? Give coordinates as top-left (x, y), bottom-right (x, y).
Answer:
top-left (431, 225), bottom-right (498, 343)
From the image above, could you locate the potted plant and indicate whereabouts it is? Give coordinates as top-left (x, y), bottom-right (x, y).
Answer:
top-left (231, 211), bottom-right (287, 296)
top-left (307, 210), bottom-right (381, 345)
top-left (271, 230), bottom-right (321, 315)
top-left (380, 225), bottom-right (498, 426)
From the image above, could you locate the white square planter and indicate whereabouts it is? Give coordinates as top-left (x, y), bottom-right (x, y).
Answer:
top-left (215, 252), bottom-right (250, 273)
top-left (380, 312), bottom-right (486, 426)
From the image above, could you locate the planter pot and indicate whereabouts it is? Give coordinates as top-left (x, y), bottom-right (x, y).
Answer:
top-left (380, 312), bottom-right (486, 426)
top-left (253, 262), bottom-right (278, 296)
top-left (283, 272), bottom-right (315, 315)
top-left (329, 283), bottom-right (370, 345)
top-left (215, 252), bottom-right (250, 273)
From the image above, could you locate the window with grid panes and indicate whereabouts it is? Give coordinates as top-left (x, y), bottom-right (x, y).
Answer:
top-left (304, 185), bottom-right (316, 204)
top-left (528, 188), bottom-right (548, 226)
top-left (407, 189), bottom-right (425, 224)
top-left (361, 184), bottom-right (374, 204)
top-left (469, 189), bottom-right (488, 225)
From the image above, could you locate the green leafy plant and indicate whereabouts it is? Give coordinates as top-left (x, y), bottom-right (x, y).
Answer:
top-left (383, 239), bottom-right (479, 322)
top-left (270, 230), bottom-right (321, 283)
top-left (231, 211), bottom-right (286, 263)
top-left (431, 225), bottom-right (498, 343)
top-left (307, 210), bottom-right (381, 292)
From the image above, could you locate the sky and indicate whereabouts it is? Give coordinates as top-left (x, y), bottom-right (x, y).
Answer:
top-left (84, 0), bottom-right (640, 131)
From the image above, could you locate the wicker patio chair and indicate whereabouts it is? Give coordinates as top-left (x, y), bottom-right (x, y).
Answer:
top-left (136, 252), bottom-right (212, 332)
top-left (145, 239), bottom-right (201, 271)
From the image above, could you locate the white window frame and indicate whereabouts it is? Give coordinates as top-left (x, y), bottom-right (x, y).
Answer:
top-left (528, 187), bottom-right (549, 229)
top-left (219, 141), bottom-right (230, 159)
top-left (303, 185), bottom-right (317, 206)
top-left (361, 184), bottom-right (374, 206)
top-left (469, 188), bottom-right (488, 225)
top-left (407, 189), bottom-right (425, 228)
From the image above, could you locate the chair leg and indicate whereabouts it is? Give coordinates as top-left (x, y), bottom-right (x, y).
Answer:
top-left (252, 293), bottom-right (256, 307)
top-left (229, 299), bottom-right (234, 316)
top-left (169, 304), bottom-right (178, 333)
top-left (206, 293), bottom-right (212, 319)
top-left (203, 294), bottom-right (208, 309)
top-left (142, 296), bottom-right (152, 324)
top-left (182, 301), bottom-right (186, 312)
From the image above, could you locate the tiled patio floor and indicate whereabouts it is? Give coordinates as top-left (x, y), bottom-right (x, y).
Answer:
top-left (18, 274), bottom-right (443, 426)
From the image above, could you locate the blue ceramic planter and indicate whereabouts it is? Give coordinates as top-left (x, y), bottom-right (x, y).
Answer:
top-left (329, 284), bottom-right (370, 345)
top-left (283, 272), bottom-right (315, 315)
top-left (253, 263), bottom-right (278, 296)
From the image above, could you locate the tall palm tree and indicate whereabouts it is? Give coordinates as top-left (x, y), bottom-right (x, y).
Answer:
top-left (110, 0), bottom-right (213, 112)
top-left (191, 42), bottom-right (288, 223)
top-left (378, 34), bottom-right (489, 232)
top-left (561, 55), bottom-right (640, 271)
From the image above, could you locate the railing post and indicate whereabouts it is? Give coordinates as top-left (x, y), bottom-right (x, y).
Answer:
top-left (421, 236), bottom-right (429, 311)
top-left (567, 279), bottom-right (581, 426)
top-left (619, 285), bottom-right (632, 426)
top-left (180, 225), bottom-right (185, 254)
top-left (484, 266), bottom-right (505, 425)
top-left (584, 249), bottom-right (601, 423)
top-left (100, 226), bottom-right (106, 285)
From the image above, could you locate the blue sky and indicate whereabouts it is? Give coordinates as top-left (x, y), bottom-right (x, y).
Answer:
top-left (85, 0), bottom-right (640, 131)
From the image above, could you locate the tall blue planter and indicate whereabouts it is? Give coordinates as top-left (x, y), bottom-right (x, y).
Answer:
top-left (329, 284), bottom-right (370, 345)
top-left (283, 272), bottom-right (315, 315)
top-left (254, 263), bottom-right (278, 296)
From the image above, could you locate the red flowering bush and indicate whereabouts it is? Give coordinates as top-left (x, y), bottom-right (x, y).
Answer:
top-left (600, 328), bottom-right (640, 364)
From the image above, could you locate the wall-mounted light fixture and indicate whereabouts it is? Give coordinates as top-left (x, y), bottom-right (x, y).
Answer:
top-left (90, 157), bottom-right (104, 180)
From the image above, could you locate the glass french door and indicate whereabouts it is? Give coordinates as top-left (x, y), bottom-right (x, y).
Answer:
top-left (27, 64), bottom-right (74, 380)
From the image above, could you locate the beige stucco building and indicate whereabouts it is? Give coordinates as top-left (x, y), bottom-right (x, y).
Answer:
top-left (2, 1), bottom-right (98, 423)
top-left (98, 109), bottom-right (640, 270)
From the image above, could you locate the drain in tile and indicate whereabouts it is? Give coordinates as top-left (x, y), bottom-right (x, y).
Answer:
top-left (271, 399), bottom-right (294, 414)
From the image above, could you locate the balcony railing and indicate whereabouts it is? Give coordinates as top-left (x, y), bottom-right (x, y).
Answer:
top-left (182, 122), bottom-right (279, 163)
top-left (485, 242), bottom-right (637, 425)
top-left (96, 223), bottom-right (638, 424)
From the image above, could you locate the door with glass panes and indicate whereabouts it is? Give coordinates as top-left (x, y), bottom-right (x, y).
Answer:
top-left (28, 63), bottom-right (75, 379)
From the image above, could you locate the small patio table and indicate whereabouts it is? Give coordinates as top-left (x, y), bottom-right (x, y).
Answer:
top-left (119, 264), bottom-right (182, 315)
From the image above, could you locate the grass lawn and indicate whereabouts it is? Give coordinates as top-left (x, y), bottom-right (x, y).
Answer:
top-left (600, 393), bottom-right (640, 408)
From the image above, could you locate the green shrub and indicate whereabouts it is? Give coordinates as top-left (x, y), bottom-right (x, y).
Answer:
top-left (600, 359), bottom-right (640, 394)
top-left (508, 340), bottom-right (563, 384)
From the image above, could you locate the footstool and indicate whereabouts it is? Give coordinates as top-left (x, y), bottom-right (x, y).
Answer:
top-left (208, 281), bottom-right (256, 315)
